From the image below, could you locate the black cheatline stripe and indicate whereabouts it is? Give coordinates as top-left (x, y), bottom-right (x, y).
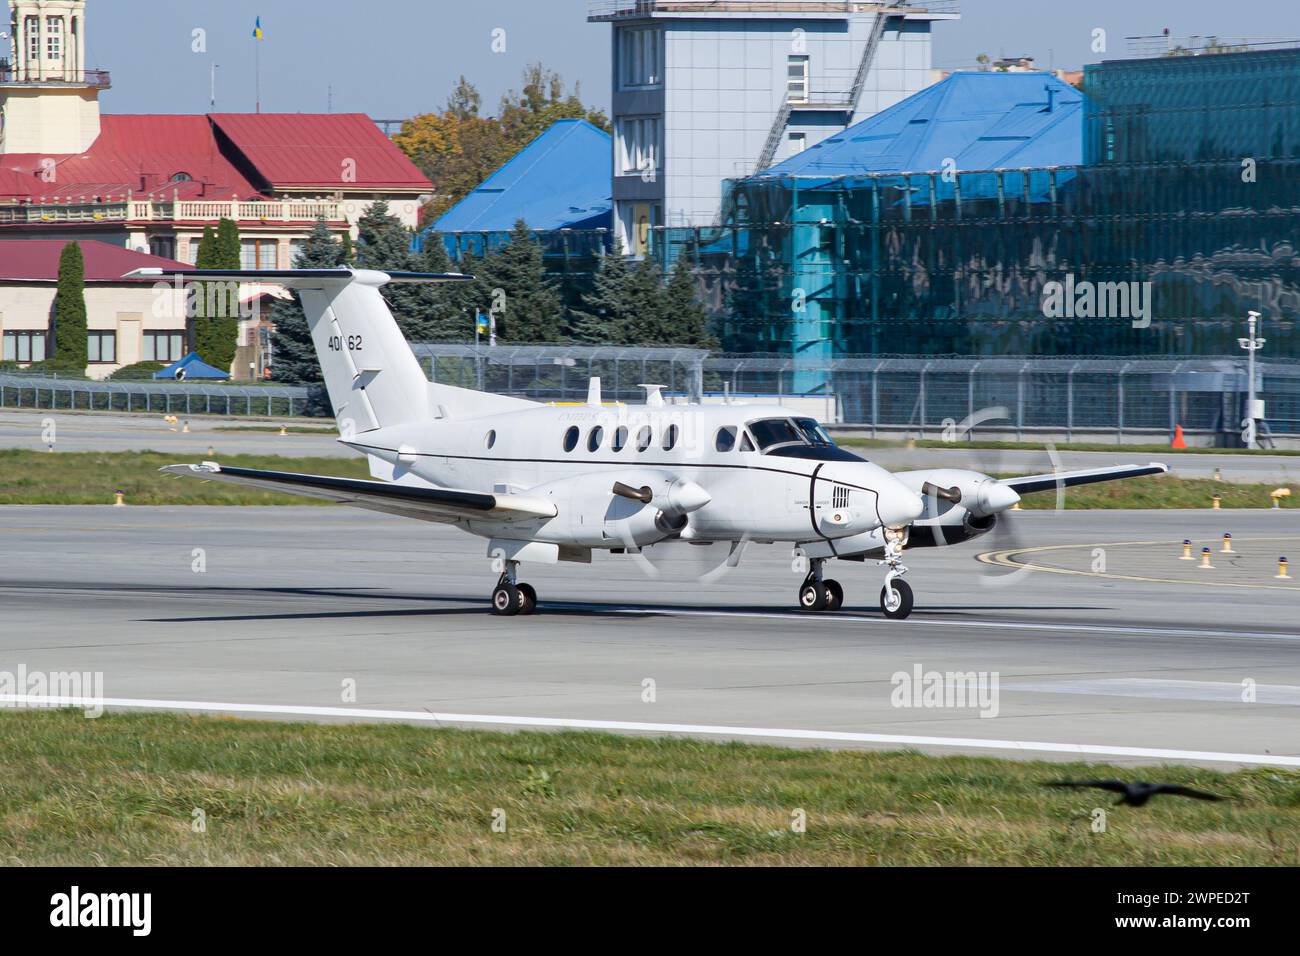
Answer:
top-left (344, 443), bottom-right (886, 498)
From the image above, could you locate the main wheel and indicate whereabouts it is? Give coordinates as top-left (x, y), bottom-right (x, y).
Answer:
top-left (516, 582), bottom-right (537, 615)
top-left (879, 579), bottom-right (913, 620)
top-left (823, 579), bottom-right (844, 612)
top-left (492, 583), bottom-right (520, 616)
top-left (798, 581), bottom-right (828, 612)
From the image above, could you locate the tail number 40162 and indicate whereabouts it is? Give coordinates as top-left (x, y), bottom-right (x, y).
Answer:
top-left (328, 334), bottom-right (363, 352)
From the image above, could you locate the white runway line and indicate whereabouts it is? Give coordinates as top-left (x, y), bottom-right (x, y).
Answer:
top-left (8, 694), bottom-right (1300, 768)
top-left (564, 603), bottom-right (1300, 643)
top-left (1009, 678), bottom-right (1300, 705)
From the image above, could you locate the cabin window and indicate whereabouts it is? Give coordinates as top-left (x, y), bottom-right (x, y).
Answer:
top-left (563, 426), bottom-right (579, 452)
top-left (662, 424), bottom-right (679, 451)
top-left (714, 426), bottom-right (736, 452)
top-left (484, 430), bottom-right (496, 449)
top-left (587, 426), bottom-right (604, 452)
top-left (738, 432), bottom-right (755, 452)
top-left (612, 426), bottom-right (628, 451)
top-left (635, 426), bottom-right (652, 451)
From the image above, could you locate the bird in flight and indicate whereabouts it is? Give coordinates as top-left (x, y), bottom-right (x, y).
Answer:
top-left (1042, 780), bottom-right (1225, 807)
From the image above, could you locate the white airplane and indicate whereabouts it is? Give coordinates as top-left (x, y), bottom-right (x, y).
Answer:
top-left (130, 267), bottom-right (1168, 619)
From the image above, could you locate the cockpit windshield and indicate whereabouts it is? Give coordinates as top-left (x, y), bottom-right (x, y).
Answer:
top-left (794, 417), bottom-right (836, 447)
top-left (747, 418), bottom-right (809, 451)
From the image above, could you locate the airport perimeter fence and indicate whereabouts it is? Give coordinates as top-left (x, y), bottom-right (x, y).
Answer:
top-left (0, 371), bottom-right (314, 418)
top-left (4, 352), bottom-right (1297, 441)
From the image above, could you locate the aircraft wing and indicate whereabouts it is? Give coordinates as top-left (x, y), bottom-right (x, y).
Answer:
top-left (1000, 462), bottom-right (1169, 495)
top-left (160, 463), bottom-right (556, 524)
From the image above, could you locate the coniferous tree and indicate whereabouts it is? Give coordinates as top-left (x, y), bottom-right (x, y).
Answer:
top-left (470, 220), bottom-right (563, 342)
top-left (356, 199), bottom-right (442, 341)
top-left (190, 220), bottom-right (241, 373)
top-left (51, 241), bottom-right (88, 371)
top-left (270, 218), bottom-right (344, 386)
top-left (570, 241), bottom-right (633, 344)
top-left (661, 256), bottom-right (719, 349)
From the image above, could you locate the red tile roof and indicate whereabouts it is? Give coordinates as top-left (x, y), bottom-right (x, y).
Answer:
top-left (0, 115), bottom-right (261, 201)
top-left (209, 113), bottom-right (431, 190)
top-left (0, 113), bottom-right (430, 201)
top-left (0, 239), bottom-right (189, 282)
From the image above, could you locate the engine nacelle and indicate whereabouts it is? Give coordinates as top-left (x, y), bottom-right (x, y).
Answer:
top-left (526, 469), bottom-right (709, 549)
top-left (905, 507), bottom-right (997, 549)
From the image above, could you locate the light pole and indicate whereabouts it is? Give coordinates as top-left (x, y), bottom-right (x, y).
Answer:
top-left (1237, 310), bottom-right (1266, 449)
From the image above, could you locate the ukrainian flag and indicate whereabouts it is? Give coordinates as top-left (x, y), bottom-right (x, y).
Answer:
top-left (252, 16), bottom-right (264, 40)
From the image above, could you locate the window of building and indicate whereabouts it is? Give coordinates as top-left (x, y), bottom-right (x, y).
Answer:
top-left (563, 425), bottom-right (579, 452)
top-left (617, 116), bottom-right (662, 177)
top-left (143, 331), bottom-right (185, 363)
top-left (239, 238), bottom-right (278, 270)
top-left (788, 132), bottom-right (807, 155)
top-left (3, 330), bottom-right (47, 363)
top-left (787, 55), bottom-right (810, 104)
top-left (25, 17), bottom-right (39, 67)
top-left (87, 331), bottom-right (117, 364)
top-left (149, 237), bottom-right (176, 260)
top-left (619, 27), bottom-right (663, 89)
top-left (46, 17), bottom-right (62, 60)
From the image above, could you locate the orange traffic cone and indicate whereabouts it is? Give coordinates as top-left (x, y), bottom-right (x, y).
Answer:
top-left (1171, 424), bottom-right (1187, 449)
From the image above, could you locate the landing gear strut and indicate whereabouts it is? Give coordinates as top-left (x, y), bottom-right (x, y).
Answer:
top-left (490, 561), bottom-right (537, 616)
top-left (878, 533), bottom-right (913, 620)
top-left (797, 558), bottom-right (843, 613)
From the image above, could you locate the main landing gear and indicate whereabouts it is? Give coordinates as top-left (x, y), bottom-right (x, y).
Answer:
top-left (490, 561), bottom-right (537, 616)
top-left (795, 533), bottom-right (915, 620)
top-left (797, 559), bottom-right (843, 613)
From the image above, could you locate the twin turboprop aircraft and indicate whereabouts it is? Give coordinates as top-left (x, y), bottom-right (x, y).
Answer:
top-left (129, 266), bottom-right (1168, 619)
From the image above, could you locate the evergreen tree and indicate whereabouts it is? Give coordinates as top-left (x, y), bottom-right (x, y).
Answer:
top-left (570, 241), bottom-right (633, 344)
top-left (191, 220), bottom-right (241, 373)
top-left (470, 220), bottom-right (563, 342)
top-left (355, 199), bottom-right (446, 341)
top-left (619, 258), bottom-right (673, 345)
top-left (269, 218), bottom-right (345, 387)
top-left (51, 241), bottom-right (88, 371)
top-left (661, 256), bottom-right (719, 349)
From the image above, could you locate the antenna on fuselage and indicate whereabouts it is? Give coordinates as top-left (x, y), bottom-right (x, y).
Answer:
top-left (638, 383), bottom-right (665, 408)
top-left (586, 377), bottom-right (602, 406)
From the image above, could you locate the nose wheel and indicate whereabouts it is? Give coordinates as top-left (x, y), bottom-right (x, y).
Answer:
top-left (490, 565), bottom-right (537, 616)
top-left (878, 534), bottom-right (914, 620)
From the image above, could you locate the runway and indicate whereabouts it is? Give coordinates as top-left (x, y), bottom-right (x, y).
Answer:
top-left (1, 505), bottom-right (1298, 767)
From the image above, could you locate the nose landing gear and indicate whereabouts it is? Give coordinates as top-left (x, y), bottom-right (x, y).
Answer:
top-left (490, 561), bottom-right (537, 616)
top-left (878, 534), bottom-right (913, 619)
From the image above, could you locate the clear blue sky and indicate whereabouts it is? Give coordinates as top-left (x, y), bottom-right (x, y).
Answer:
top-left (73, 0), bottom-right (1300, 117)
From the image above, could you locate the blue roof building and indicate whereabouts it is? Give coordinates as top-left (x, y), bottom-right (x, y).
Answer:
top-left (757, 70), bottom-right (1084, 181)
top-left (427, 119), bottom-right (612, 236)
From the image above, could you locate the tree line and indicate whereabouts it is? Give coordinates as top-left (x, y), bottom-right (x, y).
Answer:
top-left (270, 206), bottom-right (717, 388)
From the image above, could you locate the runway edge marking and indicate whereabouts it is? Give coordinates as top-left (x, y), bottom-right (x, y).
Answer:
top-left (9, 694), bottom-right (1300, 768)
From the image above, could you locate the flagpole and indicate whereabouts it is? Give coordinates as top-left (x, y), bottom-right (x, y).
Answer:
top-left (254, 35), bottom-right (261, 113)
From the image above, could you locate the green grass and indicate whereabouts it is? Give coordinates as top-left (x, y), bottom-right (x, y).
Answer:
top-left (0, 449), bottom-right (1289, 508)
top-left (0, 449), bottom-right (369, 505)
top-left (0, 710), bottom-right (1296, 865)
top-left (840, 437), bottom-right (1300, 456)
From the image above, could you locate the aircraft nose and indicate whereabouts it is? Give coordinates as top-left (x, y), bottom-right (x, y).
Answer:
top-left (878, 479), bottom-right (924, 528)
